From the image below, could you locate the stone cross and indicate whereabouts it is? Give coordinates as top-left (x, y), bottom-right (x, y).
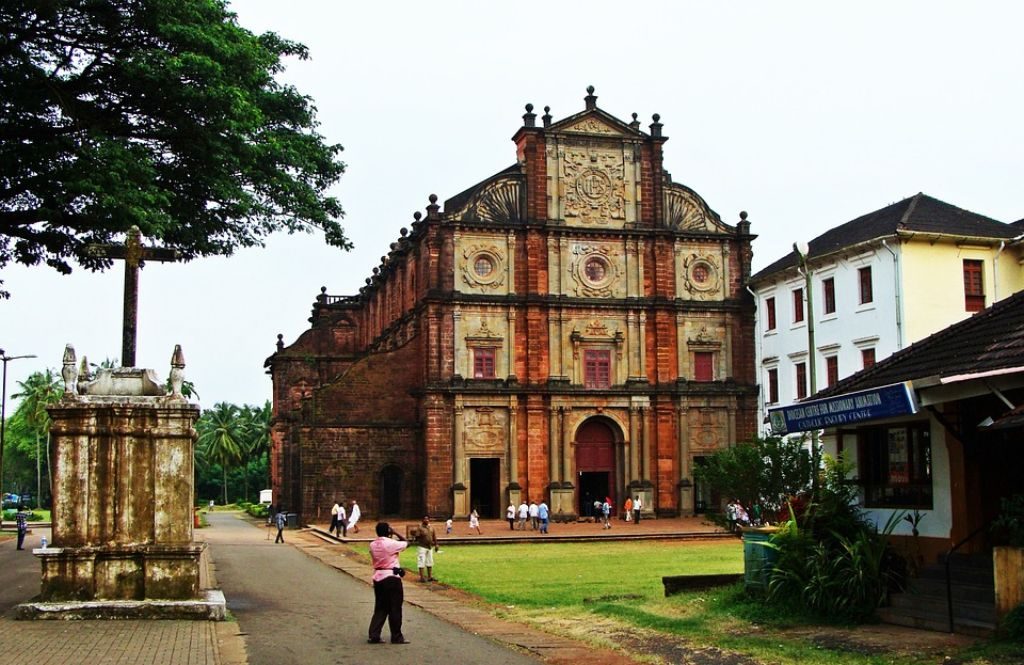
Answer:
top-left (84, 226), bottom-right (179, 367)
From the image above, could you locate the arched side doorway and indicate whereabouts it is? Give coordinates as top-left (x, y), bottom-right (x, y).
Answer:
top-left (575, 417), bottom-right (623, 517)
top-left (378, 464), bottom-right (403, 516)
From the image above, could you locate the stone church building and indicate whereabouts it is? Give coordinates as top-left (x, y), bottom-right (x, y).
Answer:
top-left (267, 88), bottom-right (759, 522)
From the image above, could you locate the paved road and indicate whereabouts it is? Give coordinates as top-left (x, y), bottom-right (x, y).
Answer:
top-left (205, 512), bottom-right (540, 665)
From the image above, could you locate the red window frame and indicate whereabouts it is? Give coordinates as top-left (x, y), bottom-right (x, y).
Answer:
top-left (795, 362), bottom-right (807, 399)
top-left (793, 288), bottom-right (804, 323)
top-left (694, 352), bottom-right (714, 381)
top-left (861, 348), bottom-right (876, 369)
top-left (858, 267), bottom-right (873, 304)
top-left (963, 260), bottom-right (984, 312)
top-left (822, 277), bottom-right (836, 315)
top-left (765, 297), bottom-right (776, 331)
top-left (826, 355), bottom-right (839, 387)
top-left (473, 348), bottom-right (496, 378)
top-left (583, 349), bottom-right (611, 389)
top-left (766, 368), bottom-right (779, 405)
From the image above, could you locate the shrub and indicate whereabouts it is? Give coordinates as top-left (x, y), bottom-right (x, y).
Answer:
top-left (246, 503), bottom-right (269, 518)
top-left (992, 494), bottom-right (1024, 547)
top-left (1002, 602), bottom-right (1024, 641)
top-left (761, 454), bottom-right (905, 621)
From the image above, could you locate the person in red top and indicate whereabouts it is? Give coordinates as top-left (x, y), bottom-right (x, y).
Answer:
top-left (367, 522), bottom-right (410, 644)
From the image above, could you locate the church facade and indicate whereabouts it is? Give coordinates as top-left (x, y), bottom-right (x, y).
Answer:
top-left (267, 89), bottom-right (759, 522)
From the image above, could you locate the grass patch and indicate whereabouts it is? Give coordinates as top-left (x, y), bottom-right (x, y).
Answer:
top-left (344, 538), bottom-right (1021, 665)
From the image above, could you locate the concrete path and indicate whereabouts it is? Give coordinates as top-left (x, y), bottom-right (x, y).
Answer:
top-left (205, 512), bottom-right (544, 665)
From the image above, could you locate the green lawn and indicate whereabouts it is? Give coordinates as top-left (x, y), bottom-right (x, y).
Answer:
top-left (349, 539), bottom-right (1023, 665)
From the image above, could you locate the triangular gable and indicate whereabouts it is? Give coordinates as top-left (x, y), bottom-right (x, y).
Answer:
top-left (548, 108), bottom-right (643, 138)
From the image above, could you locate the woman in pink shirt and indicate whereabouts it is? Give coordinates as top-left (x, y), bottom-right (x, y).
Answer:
top-left (367, 522), bottom-right (410, 644)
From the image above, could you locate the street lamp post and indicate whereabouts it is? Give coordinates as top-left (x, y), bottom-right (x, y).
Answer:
top-left (0, 349), bottom-right (38, 508)
top-left (793, 243), bottom-right (819, 492)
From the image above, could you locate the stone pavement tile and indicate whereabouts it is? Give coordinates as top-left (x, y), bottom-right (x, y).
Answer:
top-left (290, 530), bottom-right (637, 665)
top-left (0, 618), bottom-right (219, 665)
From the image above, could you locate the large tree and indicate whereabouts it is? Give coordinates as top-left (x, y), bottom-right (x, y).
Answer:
top-left (0, 0), bottom-right (348, 297)
top-left (196, 401), bottom-right (243, 505)
top-left (11, 369), bottom-right (62, 507)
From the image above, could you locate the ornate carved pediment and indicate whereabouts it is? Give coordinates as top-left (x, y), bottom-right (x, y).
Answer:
top-left (687, 324), bottom-right (722, 348)
top-left (466, 318), bottom-right (503, 344)
top-left (464, 407), bottom-right (507, 454)
top-left (448, 175), bottom-right (523, 224)
top-left (562, 117), bottom-right (626, 136)
top-left (664, 183), bottom-right (729, 233)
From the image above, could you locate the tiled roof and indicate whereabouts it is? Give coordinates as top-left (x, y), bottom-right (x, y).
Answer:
top-left (751, 193), bottom-right (1016, 282)
top-left (813, 289), bottom-right (1024, 399)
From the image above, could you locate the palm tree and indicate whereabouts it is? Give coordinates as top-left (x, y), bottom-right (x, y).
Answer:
top-left (196, 402), bottom-right (244, 505)
top-left (236, 401), bottom-right (271, 503)
top-left (12, 369), bottom-right (62, 509)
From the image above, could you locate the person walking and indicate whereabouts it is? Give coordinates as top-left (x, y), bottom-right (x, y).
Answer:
top-left (329, 499), bottom-right (341, 536)
top-left (528, 501), bottom-right (539, 530)
top-left (517, 500), bottom-right (528, 530)
top-left (623, 496), bottom-right (633, 522)
top-left (274, 508), bottom-right (287, 543)
top-left (367, 522), bottom-right (410, 645)
top-left (413, 516), bottom-right (439, 582)
top-left (348, 499), bottom-right (361, 534)
top-left (601, 498), bottom-right (612, 529)
top-left (506, 503), bottom-right (516, 530)
top-left (15, 504), bottom-right (29, 550)
top-left (337, 501), bottom-right (348, 537)
top-left (538, 500), bottom-right (549, 534)
top-left (633, 495), bottom-right (642, 524)
top-left (468, 508), bottom-right (482, 535)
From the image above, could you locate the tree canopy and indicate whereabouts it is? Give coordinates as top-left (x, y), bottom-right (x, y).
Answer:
top-left (0, 0), bottom-right (348, 297)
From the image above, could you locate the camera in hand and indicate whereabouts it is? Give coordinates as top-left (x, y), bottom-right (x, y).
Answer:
top-left (392, 567), bottom-right (406, 578)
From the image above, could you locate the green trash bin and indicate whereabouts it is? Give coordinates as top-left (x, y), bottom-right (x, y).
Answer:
top-left (742, 527), bottom-right (779, 591)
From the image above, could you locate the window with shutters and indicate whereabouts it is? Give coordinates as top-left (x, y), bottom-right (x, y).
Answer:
top-left (793, 288), bottom-right (804, 323)
top-left (859, 267), bottom-right (873, 304)
top-left (473, 348), bottom-right (496, 378)
top-left (766, 368), bottom-right (779, 405)
top-left (963, 260), bottom-right (984, 312)
top-left (765, 296), bottom-right (776, 332)
top-left (583, 349), bottom-right (611, 389)
top-left (822, 277), bottom-right (836, 315)
top-left (795, 362), bottom-right (807, 399)
top-left (694, 351), bottom-right (714, 381)
top-left (861, 348), bottom-right (876, 369)
top-left (826, 355), bottom-right (839, 387)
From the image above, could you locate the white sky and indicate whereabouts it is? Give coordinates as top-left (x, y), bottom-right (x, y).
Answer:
top-left (2, 1), bottom-right (1022, 410)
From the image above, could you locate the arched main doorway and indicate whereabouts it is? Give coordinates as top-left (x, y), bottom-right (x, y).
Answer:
top-left (575, 417), bottom-right (620, 516)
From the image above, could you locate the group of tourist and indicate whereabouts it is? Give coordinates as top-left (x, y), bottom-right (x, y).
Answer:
top-left (328, 499), bottom-right (362, 538)
top-left (593, 495), bottom-right (644, 528)
top-left (508, 499), bottom-right (550, 533)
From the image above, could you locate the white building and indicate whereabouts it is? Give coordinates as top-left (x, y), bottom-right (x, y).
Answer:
top-left (750, 193), bottom-right (1023, 431)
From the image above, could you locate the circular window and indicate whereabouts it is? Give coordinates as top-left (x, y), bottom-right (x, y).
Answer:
top-left (474, 255), bottom-right (494, 278)
top-left (585, 257), bottom-right (608, 283)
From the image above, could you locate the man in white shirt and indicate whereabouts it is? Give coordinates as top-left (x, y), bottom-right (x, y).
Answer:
top-left (517, 501), bottom-right (529, 530)
top-left (633, 495), bottom-right (643, 524)
top-left (528, 501), bottom-right (539, 530)
top-left (349, 500), bottom-right (362, 534)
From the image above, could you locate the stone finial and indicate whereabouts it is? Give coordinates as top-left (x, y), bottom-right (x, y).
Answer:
top-left (61, 344), bottom-right (78, 396)
top-left (426, 194), bottom-right (440, 220)
top-left (584, 85), bottom-right (597, 110)
top-left (413, 211), bottom-right (422, 223)
top-left (78, 355), bottom-right (91, 385)
top-left (523, 103), bottom-right (536, 128)
top-left (168, 344), bottom-right (186, 397)
top-left (276, 334), bottom-right (284, 352)
top-left (629, 112), bottom-right (640, 131)
top-left (542, 106), bottom-right (552, 128)
top-left (649, 113), bottom-right (663, 138)
top-left (400, 227), bottom-right (408, 237)
top-left (737, 210), bottom-right (751, 236)
top-left (317, 286), bottom-right (327, 303)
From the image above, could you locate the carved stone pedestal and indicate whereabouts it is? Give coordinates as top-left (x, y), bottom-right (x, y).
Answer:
top-left (21, 382), bottom-right (221, 619)
top-left (550, 484), bottom-right (576, 521)
top-left (452, 485), bottom-right (468, 518)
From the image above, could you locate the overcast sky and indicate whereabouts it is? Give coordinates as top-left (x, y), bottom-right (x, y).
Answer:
top-left (2, 1), bottom-right (1022, 411)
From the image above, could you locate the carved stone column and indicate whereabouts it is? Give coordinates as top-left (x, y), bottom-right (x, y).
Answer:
top-left (507, 400), bottom-right (521, 508)
top-left (548, 405), bottom-right (560, 484)
top-left (453, 307), bottom-right (463, 376)
top-left (638, 311), bottom-right (648, 380)
top-left (628, 404), bottom-right (640, 484)
top-left (677, 400), bottom-right (693, 516)
top-left (641, 406), bottom-right (651, 482)
top-left (453, 400), bottom-right (468, 517)
top-left (507, 308), bottom-right (517, 380)
top-left (561, 406), bottom-right (573, 486)
top-left (550, 406), bottom-right (575, 518)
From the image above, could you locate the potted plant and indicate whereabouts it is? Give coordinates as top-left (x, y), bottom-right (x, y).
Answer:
top-left (991, 494), bottom-right (1024, 621)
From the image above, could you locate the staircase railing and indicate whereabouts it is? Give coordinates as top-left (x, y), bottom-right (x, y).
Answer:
top-left (945, 524), bottom-right (987, 633)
